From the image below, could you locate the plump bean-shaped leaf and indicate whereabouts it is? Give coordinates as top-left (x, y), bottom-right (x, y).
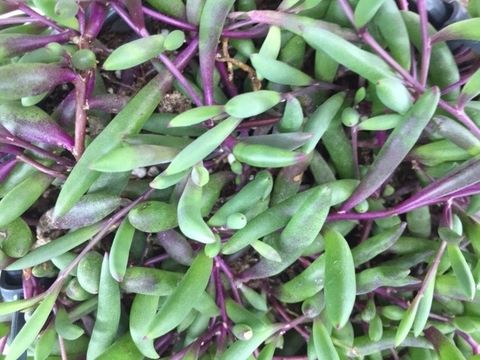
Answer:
top-left (324, 229), bottom-right (356, 329)
top-left (375, 77), bottom-right (412, 114)
top-left (54, 61), bottom-right (180, 217)
top-left (147, 0), bottom-right (185, 18)
top-left (109, 218), bottom-right (135, 282)
top-left (356, 266), bottom-right (414, 294)
top-left (413, 140), bottom-right (470, 166)
top-left (369, 315), bottom-right (383, 342)
top-left (164, 117), bottom-right (241, 175)
top-left (224, 91), bottom-right (281, 118)
top-left (5, 289), bottom-right (58, 360)
top-left (424, 327), bottom-right (466, 360)
top-left (156, 230), bottom-right (194, 265)
top-left (0, 172), bottom-right (52, 227)
top-left (178, 176), bottom-right (216, 243)
top-left (120, 267), bottom-right (181, 295)
top-left (242, 132), bottom-right (312, 150)
top-left (168, 105), bottom-right (225, 127)
top-left (52, 193), bottom-right (121, 229)
top-left (322, 116), bottom-right (355, 178)
top-left (124, 134), bottom-right (191, 148)
top-left (374, 0), bottom-right (411, 69)
top-left (280, 34), bottom-right (306, 68)
top-left (352, 223), bottom-right (406, 266)
top-left (239, 285), bottom-right (268, 312)
top-left (0, 102), bottom-right (73, 150)
top-left (0, 217), bottom-right (33, 258)
top-left (77, 251), bottom-right (103, 295)
top-left (270, 159), bottom-right (310, 205)
top-left (148, 253), bottom-right (213, 337)
top-left (6, 223), bottom-right (101, 270)
top-left (219, 323), bottom-right (279, 360)
top-left (35, 326), bottom-right (56, 360)
top-left (143, 113), bottom-right (205, 137)
top-left (90, 144), bottom-right (180, 172)
top-left (413, 270), bottom-right (436, 337)
top-left (448, 244), bottom-right (475, 299)
top-left (279, 186), bottom-right (331, 252)
top-left (279, 96), bottom-right (303, 132)
top-left (33, 0), bottom-right (78, 28)
top-left (312, 319), bottom-right (340, 360)
top-left (310, 151), bottom-right (336, 185)
top-left (128, 200), bottom-right (177, 233)
top-left (302, 92), bottom-right (345, 153)
top-left (55, 307), bottom-right (84, 340)
top-left (258, 25), bottom-right (281, 59)
top-left (209, 170), bottom-right (272, 226)
top-left (87, 254), bottom-right (121, 360)
top-left (358, 114), bottom-right (402, 131)
top-left (233, 142), bottom-right (306, 168)
top-left (103, 35), bottom-right (165, 71)
top-left (0, 63), bottom-right (75, 100)
top-left (348, 330), bottom-right (433, 357)
top-left (432, 18), bottom-right (480, 43)
top-left (301, 22), bottom-right (395, 83)
top-left (354, 0), bottom-right (387, 27)
top-left (407, 206), bottom-right (431, 238)
top-left (428, 116), bottom-right (480, 155)
top-left (223, 179), bottom-right (358, 254)
top-left (460, 68), bottom-right (480, 105)
top-left (96, 333), bottom-right (144, 360)
top-left (277, 224), bottom-right (402, 303)
top-left (251, 240), bottom-right (282, 262)
top-left (395, 295), bottom-right (421, 346)
top-left (0, 295), bottom-right (42, 317)
top-left (342, 87), bottom-right (440, 211)
top-left (150, 170), bottom-right (189, 190)
top-left (130, 294), bottom-right (160, 359)
top-left (251, 53), bottom-right (313, 86)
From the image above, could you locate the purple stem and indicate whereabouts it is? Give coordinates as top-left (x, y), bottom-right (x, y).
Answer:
top-left (154, 333), bottom-right (175, 354)
top-left (142, 6), bottom-right (196, 32)
top-left (417, 0), bottom-right (431, 87)
top-left (142, 6), bottom-right (268, 39)
top-left (0, 134), bottom-right (73, 167)
top-left (159, 53), bottom-right (203, 106)
top-left (457, 331), bottom-right (480, 354)
top-left (442, 70), bottom-right (476, 96)
top-left (143, 253), bottom-right (169, 266)
top-left (170, 324), bottom-right (221, 360)
top-left (14, 2), bottom-right (65, 32)
top-left (0, 17), bottom-right (40, 26)
top-left (213, 260), bottom-right (228, 350)
top-left (10, 31), bottom-right (73, 56)
top-left (16, 153), bottom-right (67, 179)
top-left (217, 257), bottom-right (242, 303)
top-left (123, 0), bottom-right (147, 35)
top-left (73, 74), bottom-right (89, 159)
top-left (216, 61), bottom-right (238, 98)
